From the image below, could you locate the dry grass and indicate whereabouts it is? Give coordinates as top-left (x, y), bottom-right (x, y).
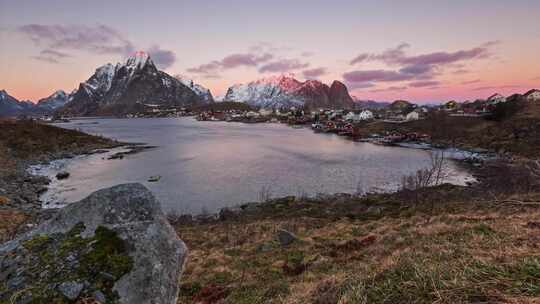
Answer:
top-left (0, 209), bottom-right (29, 243)
top-left (174, 197), bottom-right (540, 303)
top-left (360, 101), bottom-right (540, 158)
top-left (0, 120), bottom-right (120, 161)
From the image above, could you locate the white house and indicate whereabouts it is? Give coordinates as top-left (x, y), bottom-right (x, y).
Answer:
top-left (525, 89), bottom-right (540, 101)
top-left (344, 110), bottom-right (374, 122)
top-left (258, 108), bottom-right (273, 116)
top-left (359, 110), bottom-right (374, 120)
top-left (343, 112), bottom-right (357, 121)
top-left (405, 111), bottom-right (420, 121)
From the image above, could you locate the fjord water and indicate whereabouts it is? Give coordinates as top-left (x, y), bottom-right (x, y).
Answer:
top-left (41, 118), bottom-right (473, 214)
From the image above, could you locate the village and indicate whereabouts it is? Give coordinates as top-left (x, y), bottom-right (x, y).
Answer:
top-left (102, 88), bottom-right (539, 150)
top-left (23, 89), bottom-right (540, 152)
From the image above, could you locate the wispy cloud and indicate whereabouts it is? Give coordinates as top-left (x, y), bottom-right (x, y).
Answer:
top-left (343, 70), bottom-right (416, 83)
top-left (259, 59), bottom-right (309, 73)
top-left (351, 41), bottom-right (497, 67)
top-left (147, 45), bottom-right (176, 69)
top-left (187, 45), bottom-right (309, 77)
top-left (18, 24), bottom-right (135, 55)
top-left (302, 67), bottom-right (327, 79)
top-left (472, 84), bottom-right (524, 91)
top-left (369, 86), bottom-right (408, 93)
top-left (345, 42), bottom-right (499, 89)
top-left (17, 24), bottom-right (177, 68)
top-left (32, 49), bottom-right (71, 64)
top-left (452, 69), bottom-right (470, 75)
top-left (409, 81), bottom-right (440, 88)
top-left (461, 79), bottom-right (481, 85)
top-left (347, 82), bottom-right (376, 90)
top-left (187, 52), bottom-right (274, 76)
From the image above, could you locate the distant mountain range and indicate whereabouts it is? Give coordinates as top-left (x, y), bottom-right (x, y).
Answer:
top-left (1, 54), bottom-right (539, 117)
top-left (353, 99), bottom-right (390, 109)
top-left (224, 75), bottom-right (355, 109)
top-left (0, 89), bottom-right (68, 117)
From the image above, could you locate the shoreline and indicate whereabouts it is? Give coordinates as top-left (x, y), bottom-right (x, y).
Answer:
top-left (0, 117), bottom-right (518, 239)
top-left (32, 118), bottom-right (478, 216)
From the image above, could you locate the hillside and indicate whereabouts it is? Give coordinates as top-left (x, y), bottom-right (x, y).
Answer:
top-left (360, 96), bottom-right (540, 158)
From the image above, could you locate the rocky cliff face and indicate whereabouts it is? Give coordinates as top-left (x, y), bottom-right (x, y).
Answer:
top-left (61, 52), bottom-right (213, 116)
top-left (224, 75), bottom-right (354, 109)
top-left (0, 183), bottom-right (187, 304)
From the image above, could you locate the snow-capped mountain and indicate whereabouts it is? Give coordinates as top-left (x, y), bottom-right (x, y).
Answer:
top-left (36, 90), bottom-right (69, 111)
top-left (487, 93), bottom-right (506, 104)
top-left (175, 75), bottom-right (214, 103)
top-left (224, 75), bottom-right (354, 109)
top-left (524, 89), bottom-right (540, 101)
top-left (61, 52), bottom-right (214, 116)
top-left (0, 90), bottom-right (37, 117)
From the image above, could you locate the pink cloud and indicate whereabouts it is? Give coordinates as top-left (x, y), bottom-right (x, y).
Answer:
top-left (187, 51), bottom-right (274, 75)
top-left (258, 59), bottom-right (309, 73)
top-left (461, 79), bottom-right (481, 85)
top-left (409, 80), bottom-right (440, 88)
top-left (302, 67), bottom-right (327, 78)
top-left (343, 70), bottom-right (416, 83)
top-left (369, 86), bottom-right (407, 93)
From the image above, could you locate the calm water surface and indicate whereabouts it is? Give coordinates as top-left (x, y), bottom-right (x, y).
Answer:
top-left (32, 118), bottom-right (474, 214)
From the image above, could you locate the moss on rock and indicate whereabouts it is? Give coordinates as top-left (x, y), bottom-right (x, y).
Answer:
top-left (0, 222), bottom-right (133, 303)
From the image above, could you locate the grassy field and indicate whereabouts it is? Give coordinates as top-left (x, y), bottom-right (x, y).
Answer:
top-left (173, 175), bottom-right (540, 303)
top-left (0, 119), bottom-right (120, 162)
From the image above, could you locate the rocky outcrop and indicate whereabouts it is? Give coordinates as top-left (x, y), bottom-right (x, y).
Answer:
top-left (0, 183), bottom-right (187, 304)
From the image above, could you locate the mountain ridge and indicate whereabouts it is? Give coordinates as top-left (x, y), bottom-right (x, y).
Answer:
top-left (224, 75), bottom-right (355, 109)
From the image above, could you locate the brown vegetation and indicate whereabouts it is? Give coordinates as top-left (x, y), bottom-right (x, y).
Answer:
top-left (0, 120), bottom-right (119, 162)
top-left (359, 101), bottom-right (540, 158)
top-left (173, 160), bottom-right (540, 303)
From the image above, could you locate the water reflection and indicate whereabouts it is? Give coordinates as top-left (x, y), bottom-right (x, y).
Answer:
top-left (32, 118), bottom-right (474, 214)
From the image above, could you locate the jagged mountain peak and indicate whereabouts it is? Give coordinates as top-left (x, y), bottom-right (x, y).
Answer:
top-left (225, 75), bottom-right (354, 109)
top-left (50, 90), bottom-right (67, 98)
top-left (60, 54), bottom-right (213, 116)
top-left (125, 51), bottom-right (151, 69)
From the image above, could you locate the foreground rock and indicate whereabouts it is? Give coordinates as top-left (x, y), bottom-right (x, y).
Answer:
top-left (0, 183), bottom-right (187, 304)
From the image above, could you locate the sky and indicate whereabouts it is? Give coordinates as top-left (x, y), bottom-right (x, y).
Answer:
top-left (0, 0), bottom-right (539, 103)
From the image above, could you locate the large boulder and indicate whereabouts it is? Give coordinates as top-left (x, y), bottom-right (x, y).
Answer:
top-left (0, 183), bottom-right (187, 304)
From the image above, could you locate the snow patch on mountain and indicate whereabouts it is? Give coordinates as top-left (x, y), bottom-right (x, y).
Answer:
top-left (37, 90), bottom-right (69, 111)
top-left (175, 75), bottom-right (214, 102)
top-left (224, 75), bottom-right (354, 109)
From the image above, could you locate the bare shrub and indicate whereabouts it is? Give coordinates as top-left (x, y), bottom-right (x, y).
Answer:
top-left (401, 151), bottom-right (447, 192)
